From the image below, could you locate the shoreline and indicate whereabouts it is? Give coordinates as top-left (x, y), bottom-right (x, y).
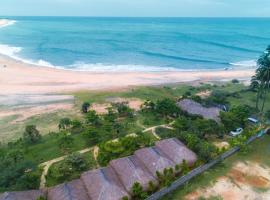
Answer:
top-left (0, 54), bottom-right (255, 95)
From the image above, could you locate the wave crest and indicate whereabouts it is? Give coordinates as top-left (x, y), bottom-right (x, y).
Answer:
top-left (230, 60), bottom-right (257, 68)
top-left (0, 19), bottom-right (16, 28)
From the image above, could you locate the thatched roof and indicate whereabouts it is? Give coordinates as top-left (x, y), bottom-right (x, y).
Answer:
top-left (81, 167), bottom-right (129, 200)
top-left (47, 179), bottom-right (89, 200)
top-left (110, 155), bottom-right (158, 192)
top-left (177, 99), bottom-right (221, 122)
top-left (155, 138), bottom-right (197, 166)
top-left (134, 147), bottom-right (175, 177)
top-left (0, 190), bottom-right (45, 200)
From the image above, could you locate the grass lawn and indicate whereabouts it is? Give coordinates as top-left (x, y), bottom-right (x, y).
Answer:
top-left (23, 133), bottom-right (89, 164)
top-left (162, 134), bottom-right (270, 200)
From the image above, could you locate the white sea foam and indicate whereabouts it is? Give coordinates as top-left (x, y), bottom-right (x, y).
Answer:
top-left (0, 19), bottom-right (16, 28)
top-left (230, 60), bottom-right (257, 68)
top-left (0, 44), bottom-right (183, 72)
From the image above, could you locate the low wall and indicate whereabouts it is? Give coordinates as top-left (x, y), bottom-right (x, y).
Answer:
top-left (146, 134), bottom-right (259, 200)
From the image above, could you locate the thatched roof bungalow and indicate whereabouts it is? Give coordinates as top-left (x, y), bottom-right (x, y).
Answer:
top-left (155, 138), bottom-right (197, 166)
top-left (0, 190), bottom-right (45, 200)
top-left (110, 155), bottom-right (158, 192)
top-left (81, 167), bottom-right (129, 200)
top-left (47, 179), bottom-right (89, 200)
top-left (134, 147), bottom-right (175, 177)
top-left (177, 99), bottom-right (221, 122)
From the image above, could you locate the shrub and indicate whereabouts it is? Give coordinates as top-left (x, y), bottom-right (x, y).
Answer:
top-left (131, 182), bottom-right (148, 200)
top-left (81, 102), bottom-right (91, 113)
top-left (232, 79), bottom-right (240, 84)
top-left (23, 125), bottom-right (41, 144)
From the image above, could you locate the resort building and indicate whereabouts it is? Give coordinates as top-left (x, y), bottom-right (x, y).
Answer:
top-left (0, 138), bottom-right (198, 200)
top-left (134, 147), bottom-right (176, 177)
top-left (177, 99), bottom-right (221, 122)
top-left (109, 155), bottom-right (158, 192)
top-left (81, 167), bottom-right (129, 200)
top-left (0, 190), bottom-right (45, 200)
top-left (155, 138), bottom-right (197, 166)
top-left (47, 179), bottom-right (89, 200)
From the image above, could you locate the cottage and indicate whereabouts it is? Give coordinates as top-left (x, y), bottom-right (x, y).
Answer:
top-left (177, 99), bottom-right (221, 122)
top-left (134, 147), bottom-right (175, 177)
top-left (81, 167), bottom-right (129, 200)
top-left (0, 190), bottom-right (45, 200)
top-left (155, 138), bottom-right (197, 166)
top-left (110, 155), bottom-right (158, 192)
top-left (47, 179), bottom-right (89, 200)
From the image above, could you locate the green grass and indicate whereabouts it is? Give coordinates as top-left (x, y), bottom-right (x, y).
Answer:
top-left (163, 135), bottom-right (270, 200)
top-left (23, 133), bottom-right (88, 164)
top-left (46, 150), bottom-right (98, 187)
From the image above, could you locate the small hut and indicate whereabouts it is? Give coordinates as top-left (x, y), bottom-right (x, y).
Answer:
top-left (110, 155), bottom-right (158, 192)
top-left (0, 190), bottom-right (45, 200)
top-left (47, 179), bottom-right (89, 200)
top-left (177, 99), bottom-right (221, 122)
top-left (81, 167), bottom-right (129, 200)
top-left (134, 147), bottom-right (175, 177)
top-left (155, 138), bottom-right (197, 166)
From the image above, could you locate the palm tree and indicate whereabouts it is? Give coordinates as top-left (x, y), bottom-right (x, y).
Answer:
top-left (253, 46), bottom-right (270, 112)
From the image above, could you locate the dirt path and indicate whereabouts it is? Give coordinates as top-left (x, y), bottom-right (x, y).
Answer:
top-left (38, 123), bottom-right (174, 188)
top-left (142, 124), bottom-right (174, 140)
top-left (39, 147), bottom-right (94, 189)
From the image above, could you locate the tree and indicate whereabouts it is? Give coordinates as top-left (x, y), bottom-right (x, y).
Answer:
top-left (65, 153), bottom-right (87, 171)
top-left (155, 98), bottom-right (180, 118)
top-left (131, 182), bottom-right (148, 200)
top-left (112, 102), bottom-right (134, 118)
top-left (58, 118), bottom-right (71, 130)
top-left (252, 46), bottom-right (270, 111)
top-left (85, 110), bottom-right (101, 126)
top-left (58, 132), bottom-right (74, 152)
top-left (81, 102), bottom-right (91, 113)
top-left (23, 125), bottom-right (41, 143)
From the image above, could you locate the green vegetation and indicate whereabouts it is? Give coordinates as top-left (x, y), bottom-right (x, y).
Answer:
top-left (1, 63), bottom-right (270, 192)
top-left (163, 135), bottom-right (270, 200)
top-left (97, 132), bottom-right (157, 166)
top-left (46, 151), bottom-right (97, 187)
top-left (251, 45), bottom-right (270, 112)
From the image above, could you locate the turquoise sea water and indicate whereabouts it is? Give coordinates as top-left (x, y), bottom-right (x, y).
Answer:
top-left (0, 17), bottom-right (269, 71)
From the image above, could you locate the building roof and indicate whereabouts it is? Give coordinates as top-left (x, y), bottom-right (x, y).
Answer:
top-left (110, 155), bottom-right (158, 192)
top-left (134, 147), bottom-right (175, 177)
top-left (0, 190), bottom-right (45, 200)
top-left (177, 99), bottom-right (221, 122)
top-left (47, 179), bottom-right (89, 200)
top-left (155, 138), bottom-right (197, 166)
top-left (81, 167), bottom-right (129, 200)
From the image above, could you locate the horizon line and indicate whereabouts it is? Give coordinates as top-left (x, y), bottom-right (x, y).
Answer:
top-left (1, 16), bottom-right (270, 18)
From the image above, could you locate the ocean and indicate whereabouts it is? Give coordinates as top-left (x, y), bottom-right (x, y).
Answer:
top-left (0, 17), bottom-right (269, 72)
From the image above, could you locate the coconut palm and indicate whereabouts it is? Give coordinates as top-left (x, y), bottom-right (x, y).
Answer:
top-left (252, 45), bottom-right (270, 112)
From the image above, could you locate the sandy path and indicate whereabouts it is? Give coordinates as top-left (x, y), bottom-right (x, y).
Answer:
top-left (0, 55), bottom-right (255, 95)
top-left (38, 123), bottom-right (173, 188)
top-left (39, 147), bottom-right (94, 189)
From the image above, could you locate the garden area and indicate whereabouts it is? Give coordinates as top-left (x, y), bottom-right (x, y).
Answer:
top-left (0, 76), bottom-right (270, 193)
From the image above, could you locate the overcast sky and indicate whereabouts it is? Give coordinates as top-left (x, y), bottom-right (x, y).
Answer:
top-left (1, 0), bottom-right (270, 17)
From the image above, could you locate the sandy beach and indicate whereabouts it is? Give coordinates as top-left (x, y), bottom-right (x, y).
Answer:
top-left (0, 55), bottom-right (255, 95)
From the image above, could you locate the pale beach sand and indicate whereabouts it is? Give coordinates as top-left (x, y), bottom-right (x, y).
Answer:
top-left (0, 55), bottom-right (255, 95)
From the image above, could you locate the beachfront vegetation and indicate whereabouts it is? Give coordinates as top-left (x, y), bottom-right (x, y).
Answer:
top-left (1, 70), bottom-right (270, 192)
top-left (251, 45), bottom-right (270, 112)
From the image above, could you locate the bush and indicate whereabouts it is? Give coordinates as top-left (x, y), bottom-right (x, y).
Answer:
top-left (97, 133), bottom-right (155, 166)
top-left (23, 125), bottom-right (41, 144)
top-left (81, 102), bottom-right (91, 113)
top-left (231, 79), bottom-right (240, 84)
